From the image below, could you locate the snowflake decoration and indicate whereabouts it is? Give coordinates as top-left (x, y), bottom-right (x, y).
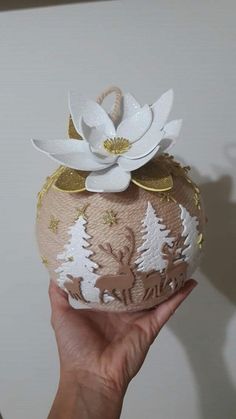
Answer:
top-left (48, 215), bottom-right (60, 234)
top-left (158, 192), bottom-right (177, 203)
top-left (75, 204), bottom-right (89, 221)
top-left (103, 210), bottom-right (118, 226)
top-left (41, 256), bottom-right (49, 266)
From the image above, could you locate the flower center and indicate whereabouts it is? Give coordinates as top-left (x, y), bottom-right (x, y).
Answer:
top-left (103, 137), bottom-right (131, 155)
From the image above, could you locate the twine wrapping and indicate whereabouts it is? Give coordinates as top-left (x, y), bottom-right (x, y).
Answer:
top-left (96, 86), bottom-right (123, 125)
top-left (36, 173), bottom-right (205, 312)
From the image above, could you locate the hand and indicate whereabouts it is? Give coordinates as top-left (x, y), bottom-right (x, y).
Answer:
top-left (48, 279), bottom-right (197, 419)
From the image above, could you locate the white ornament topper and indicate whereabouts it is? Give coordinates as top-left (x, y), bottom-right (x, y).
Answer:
top-left (135, 202), bottom-right (174, 272)
top-left (31, 88), bottom-right (182, 193)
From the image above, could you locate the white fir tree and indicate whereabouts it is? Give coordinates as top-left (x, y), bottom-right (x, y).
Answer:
top-left (55, 214), bottom-right (99, 302)
top-left (135, 202), bottom-right (174, 272)
top-left (179, 204), bottom-right (200, 274)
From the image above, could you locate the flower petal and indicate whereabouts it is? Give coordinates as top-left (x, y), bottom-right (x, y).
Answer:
top-left (86, 165), bottom-right (131, 192)
top-left (118, 145), bottom-right (160, 171)
top-left (156, 119), bottom-right (182, 153)
top-left (122, 93), bottom-right (141, 121)
top-left (91, 150), bottom-right (117, 164)
top-left (68, 91), bottom-right (88, 134)
top-left (163, 119), bottom-right (183, 139)
top-left (82, 100), bottom-right (116, 138)
top-left (79, 120), bottom-right (109, 154)
top-left (124, 125), bottom-right (163, 159)
top-left (116, 104), bottom-right (152, 142)
top-left (47, 142), bottom-right (112, 171)
top-left (31, 139), bottom-right (86, 154)
top-left (151, 89), bottom-right (174, 129)
top-left (79, 118), bottom-right (95, 141)
top-left (82, 123), bottom-right (115, 158)
top-left (157, 138), bottom-right (176, 154)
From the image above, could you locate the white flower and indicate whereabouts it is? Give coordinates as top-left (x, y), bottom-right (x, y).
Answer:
top-left (32, 89), bottom-right (182, 192)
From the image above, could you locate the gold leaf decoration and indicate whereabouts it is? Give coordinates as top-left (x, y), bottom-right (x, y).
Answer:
top-left (157, 154), bottom-right (191, 178)
top-left (158, 154), bottom-right (202, 210)
top-left (68, 115), bottom-right (83, 140)
top-left (53, 168), bottom-right (89, 193)
top-left (131, 160), bottom-right (174, 192)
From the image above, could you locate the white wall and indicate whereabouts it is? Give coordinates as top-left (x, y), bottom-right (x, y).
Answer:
top-left (0, 1), bottom-right (236, 418)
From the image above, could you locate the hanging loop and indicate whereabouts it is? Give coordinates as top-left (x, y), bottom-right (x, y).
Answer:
top-left (96, 86), bottom-right (123, 125)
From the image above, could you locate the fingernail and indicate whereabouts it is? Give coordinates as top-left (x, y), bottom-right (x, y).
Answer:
top-left (183, 279), bottom-right (198, 293)
top-left (192, 280), bottom-right (198, 288)
top-left (187, 279), bottom-right (198, 288)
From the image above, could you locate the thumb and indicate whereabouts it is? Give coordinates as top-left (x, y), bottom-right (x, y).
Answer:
top-left (152, 279), bottom-right (198, 329)
top-left (48, 279), bottom-right (69, 313)
top-left (139, 279), bottom-right (198, 343)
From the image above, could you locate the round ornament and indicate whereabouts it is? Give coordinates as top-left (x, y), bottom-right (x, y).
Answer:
top-left (33, 86), bottom-right (206, 312)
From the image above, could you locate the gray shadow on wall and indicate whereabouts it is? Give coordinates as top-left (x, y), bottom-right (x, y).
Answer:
top-left (169, 168), bottom-right (236, 419)
top-left (0, 0), bottom-right (110, 12)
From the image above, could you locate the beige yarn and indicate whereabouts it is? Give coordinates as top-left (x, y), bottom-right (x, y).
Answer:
top-left (36, 170), bottom-right (205, 312)
top-left (96, 86), bottom-right (123, 125)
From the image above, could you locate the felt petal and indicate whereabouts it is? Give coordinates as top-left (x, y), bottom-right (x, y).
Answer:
top-left (118, 145), bottom-right (160, 171)
top-left (151, 89), bottom-right (174, 129)
top-left (163, 119), bottom-right (183, 139)
top-left (79, 118), bottom-right (93, 141)
top-left (79, 119), bottom-right (110, 155)
top-left (157, 138), bottom-right (176, 154)
top-left (86, 165), bottom-right (131, 192)
top-left (122, 93), bottom-right (141, 121)
top-left (49, 147), bottom-right (112, 171)
top-left (116, 104), bottom-right (152, 142)
top-left (31, 139), bottom-right (85, 154)
top-left (82, 123), bottom-right (114, 158)
top-left (82, 100), bottom-right (116, 138)
top-left (91, 150), bottom-right (117, 164)
top-left (124, 125), bottom-right (163, 159)
top-left (69, 91), bottom-right (88, 134)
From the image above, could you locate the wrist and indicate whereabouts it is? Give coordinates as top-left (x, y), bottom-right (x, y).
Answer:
top-left (60, 368), bottom-right (126, 401)
top-left (48, 370), bottom-right (124, 419)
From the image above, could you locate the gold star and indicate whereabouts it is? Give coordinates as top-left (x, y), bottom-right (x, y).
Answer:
top-left (103, 210), bottom-right (118, 226)
top-left (48, 215), bottom-right (60, 234)
top-left (67, 256), bottom-right (74, 262)
top-left (158, 192), bottom-right (177, 203)
top-left (41, 256), bottom-right (49, 266)
top-left (75, 204), bottom-right (89, 221)
top-left (197, 233), bottom-right (204, 249)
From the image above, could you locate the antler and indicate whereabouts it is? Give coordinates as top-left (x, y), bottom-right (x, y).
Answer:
top-left (172, 238), bottom-right (180, 254)
top-left (163, 237), bottom-right (183, 267)
top-left (98, 227), bottom-right (135, 267)
top-left (99, 243), bottom-right (123, 264)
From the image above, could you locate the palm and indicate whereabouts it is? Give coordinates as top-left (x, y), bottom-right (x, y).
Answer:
top-left (50, 279), bottom-right (196, 393)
